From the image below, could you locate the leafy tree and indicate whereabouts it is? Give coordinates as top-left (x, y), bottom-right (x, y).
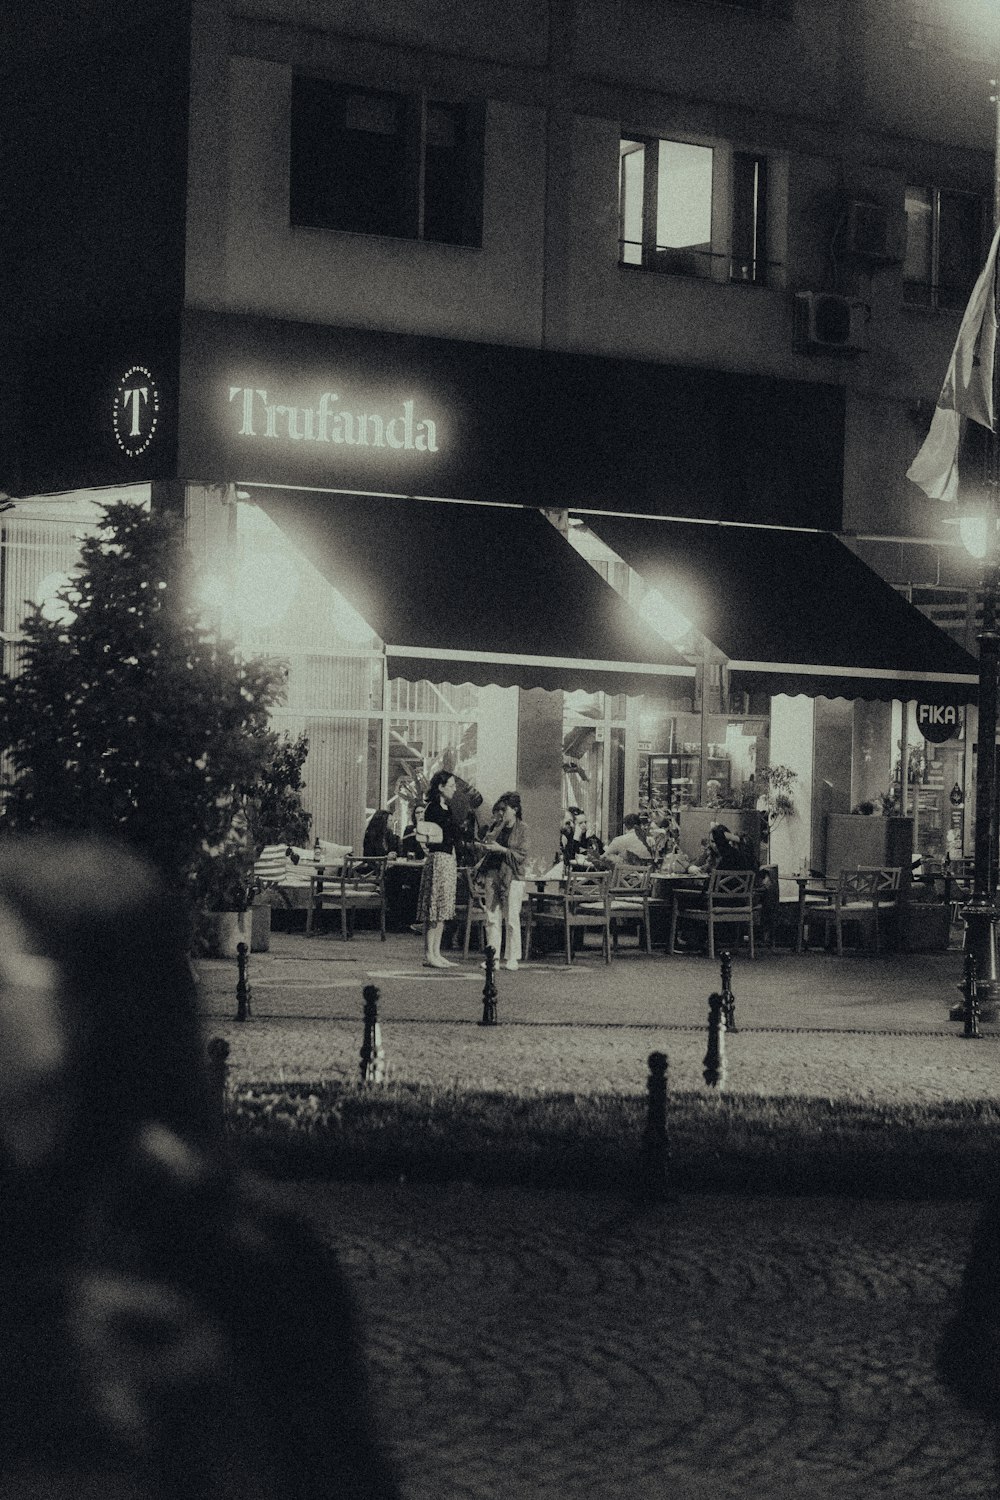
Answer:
top-left (0, 502), bottom-right (287, 905)
top-left (249, 731), bottom-right (312, 851)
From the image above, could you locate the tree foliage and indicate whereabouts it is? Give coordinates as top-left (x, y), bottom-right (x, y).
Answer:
top-left (250, 731), bottom-right (312, 852)
top-left (0, 502), bottom-right (287, 903)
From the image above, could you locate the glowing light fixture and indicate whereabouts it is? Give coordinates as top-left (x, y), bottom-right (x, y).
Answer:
top-left (959, 513), bottom-right (990, 561)
top-left (235, 552), bottom-right (301, 630)
top-left (638, 586), bottom-right (693, 644)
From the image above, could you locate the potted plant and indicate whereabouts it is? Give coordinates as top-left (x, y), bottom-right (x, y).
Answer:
top-left (195, 834), bottom-right (260, 958)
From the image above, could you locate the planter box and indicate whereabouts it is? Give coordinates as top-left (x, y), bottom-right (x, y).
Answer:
top-left (824, 815), bottom-right (913, 895)
top-left (200, 910), bottom-right (252, 959)
top-left (896, 902), bottom-right (951, 953)
top-left (250, 902), bottom-right (271, 953)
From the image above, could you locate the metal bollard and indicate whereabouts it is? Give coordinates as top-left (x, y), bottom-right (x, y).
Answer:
top-left (640, 1051), bottom-right (674, 1200)
top-left (478, 945), bottom-right (499, 1026)
top-left (963, 952), bottom-right (982, 1041)
top-left (206, 1036), bottom-right (230, 1127)
top-left (703, 993), bottom-right (727, 1089)
top-left (360, 984), bottom-right (386, 1084)
top-left (720, 949), bottom-right (737, 1032)
top-left (235, 941), bottom-right (252, 1022)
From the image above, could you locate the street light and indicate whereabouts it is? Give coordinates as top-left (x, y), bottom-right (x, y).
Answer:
top-left (952, 75), bottom-right (1000, 1021)
top-left (954, 483), bottom-right (1000, 1020)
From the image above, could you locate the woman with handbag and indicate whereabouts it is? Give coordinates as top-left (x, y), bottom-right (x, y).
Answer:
top-left (416, 769), bottom-right (463, 967)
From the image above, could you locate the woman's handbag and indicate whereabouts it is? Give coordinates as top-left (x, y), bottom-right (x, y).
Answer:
top-left (415, 820), bottom-right (443, 845)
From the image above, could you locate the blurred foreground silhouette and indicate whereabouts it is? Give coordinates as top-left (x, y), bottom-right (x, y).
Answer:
top-left (0, 835), bottom-right (399, 1500)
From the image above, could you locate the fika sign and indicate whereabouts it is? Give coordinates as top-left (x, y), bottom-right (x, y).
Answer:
top-left (916, 702), bottom-right (961, 744)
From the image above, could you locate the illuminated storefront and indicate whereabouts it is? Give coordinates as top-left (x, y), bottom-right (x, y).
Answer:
top-left (8, 310), bottom-right (980, 871)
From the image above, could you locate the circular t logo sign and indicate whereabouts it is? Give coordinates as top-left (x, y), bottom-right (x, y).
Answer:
top-left (916, 702), bottom-right (961, 744)
top-left (113, 365), bottom-right (160, 458)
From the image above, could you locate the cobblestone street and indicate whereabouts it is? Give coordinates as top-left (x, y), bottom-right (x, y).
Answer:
top-left (282, 1183), bottom-right (994, 1500)
top-left (201, 933), bottom-right (1000, 1497)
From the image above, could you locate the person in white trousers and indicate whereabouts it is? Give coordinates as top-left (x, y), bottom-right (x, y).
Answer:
top-left (475, 792), bottom-right (529, 971)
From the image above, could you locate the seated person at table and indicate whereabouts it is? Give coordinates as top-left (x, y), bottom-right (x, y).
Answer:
top-left (558, 807), bottom-right (589, 866)
top-left (399, 803), bottom-right (427, 860)
top-left (688, 823), bottom-right (757, 874)
top-left (604, 813), bottom-right (657, 866)
top-left (362, 808), bottom-right (400, 859)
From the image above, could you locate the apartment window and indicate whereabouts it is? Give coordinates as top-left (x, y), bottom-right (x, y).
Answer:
top-left (903, 186), bottom-right (982, 310)
top-left (618, 138), bottom-right (769, 284)
top-left (730, 152), bottom-right (768, 285)
top-left (290, 76), bottom-right (483, 247)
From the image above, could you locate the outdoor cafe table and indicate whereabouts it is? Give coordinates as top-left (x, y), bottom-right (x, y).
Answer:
top-left (533, 867), bottom-right (709, 951)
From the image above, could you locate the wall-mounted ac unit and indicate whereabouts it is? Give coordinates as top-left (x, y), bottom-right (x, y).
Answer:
top-left (794, 292), bottom-right (869, 354)
top-left (844, 200), bottom-right (904, 263)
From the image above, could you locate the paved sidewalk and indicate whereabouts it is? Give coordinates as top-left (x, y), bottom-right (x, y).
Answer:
top-left (198, 929), bottom-right (1000, 1102)
top-left (197, 931), bottom-right (1000, 1499)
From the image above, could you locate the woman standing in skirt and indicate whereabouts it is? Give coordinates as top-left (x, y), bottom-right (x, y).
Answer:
top-left (417, 769), bottom-right (462, 967)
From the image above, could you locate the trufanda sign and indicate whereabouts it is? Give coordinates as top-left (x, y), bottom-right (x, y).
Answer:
top-left (228, 387), bottom-right (440, 452)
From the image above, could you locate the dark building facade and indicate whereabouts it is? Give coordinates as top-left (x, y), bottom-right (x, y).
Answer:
top-left (1, 0), bottom-right (992, 869)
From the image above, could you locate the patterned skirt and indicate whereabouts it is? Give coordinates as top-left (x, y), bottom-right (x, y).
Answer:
top-left (416, 850), bottom-right (457, 923)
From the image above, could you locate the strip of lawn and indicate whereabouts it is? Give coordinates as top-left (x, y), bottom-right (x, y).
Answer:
top-left (227, 1082), bottom-right (1000, 1199)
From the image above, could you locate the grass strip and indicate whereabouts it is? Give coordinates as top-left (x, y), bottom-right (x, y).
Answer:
top-left (227, 1082), bottom-right (1000, 1199)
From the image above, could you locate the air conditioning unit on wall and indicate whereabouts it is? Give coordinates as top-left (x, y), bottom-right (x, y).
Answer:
top-left (794, 292), bottom-right (870, 355)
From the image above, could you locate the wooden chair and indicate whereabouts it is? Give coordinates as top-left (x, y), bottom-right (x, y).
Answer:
top-left (798, 867), bottom-right (884, 955)
top-left (454, 866), bottom-right (489, 959)
top-left (669, 869), bottom-right (761, 959)
top-left (856, 865), bottom-right (901, 944)
top-left (607, 863), bottom-right (653, 953)
top-left (526, 870), bottom-right (612, 964)
top-left (944, 857), bottom-right (975, 926)
top-left (306, 855), bottom-right (388, 940)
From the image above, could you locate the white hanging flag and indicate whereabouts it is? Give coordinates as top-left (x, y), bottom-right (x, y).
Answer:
top-left (907, 220), bottom-right (1000, 503)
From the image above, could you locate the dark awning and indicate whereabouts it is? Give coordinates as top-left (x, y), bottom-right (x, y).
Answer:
top-left (581, 514), bottom-right (979, 705)
top-left (252, 490), bottom-right (694, 697)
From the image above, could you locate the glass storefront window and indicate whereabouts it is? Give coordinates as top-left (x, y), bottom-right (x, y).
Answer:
top-left (894, 723), bottom-right (967, 864)
top-left (637, 707), bottom-right (769, 817)
top-left (563, 690), bottom-right (604, 832)
top-left (387, 689), bottom-right (480, 835)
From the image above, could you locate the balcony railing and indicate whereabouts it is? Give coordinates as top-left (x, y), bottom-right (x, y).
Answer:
top-left (619, 241), bottom-right (778, 285)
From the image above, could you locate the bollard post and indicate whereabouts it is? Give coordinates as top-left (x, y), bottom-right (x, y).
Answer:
top-left (206, 1036), bottom-right (230, 1128)
top-left (479, 945), bottom-right (499, 1026)
top-left (703, 993), bottom-right (727, 1089)
top-left (963, 952), bottom-right (982, 1040)
top-left (360, 984), bottom-right (386, 1084)
top-left (639, 1051), bottom-right (674, 1201)
top-left (720, 949), bottom-right (737, 1032)
top-left (235, 941), bottom-right (252, 1022)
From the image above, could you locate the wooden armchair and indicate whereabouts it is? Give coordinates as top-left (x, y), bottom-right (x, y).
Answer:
top-left (453, 866), bottom-right (489, 959)
top-left (306, 855), bottom-right (388, 940)
top-left (798, 867), bottom-right (886, 955)
top-left (670, 869), bottom-right (761, 959)
top-left (608, 863), bottom-right (653, 953)
top-left (526, 870), bottom-right (613, 965)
